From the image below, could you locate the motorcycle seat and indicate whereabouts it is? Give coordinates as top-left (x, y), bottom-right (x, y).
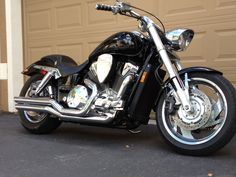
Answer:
top-left (35, 55), bottom-right (90, 77)
top-left (58, 60), bottom-right (90, 77)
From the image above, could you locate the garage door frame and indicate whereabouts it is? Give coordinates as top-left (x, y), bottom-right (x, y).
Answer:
top-left (5, 0), bottom-right (24, 112)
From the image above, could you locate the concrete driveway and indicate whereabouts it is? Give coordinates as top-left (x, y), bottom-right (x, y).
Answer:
top-left (0, 113), bottom-right (235, 177)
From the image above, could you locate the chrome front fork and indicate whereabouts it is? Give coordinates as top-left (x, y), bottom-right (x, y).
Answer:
top-left (148, 24), bottom-right (192, 112)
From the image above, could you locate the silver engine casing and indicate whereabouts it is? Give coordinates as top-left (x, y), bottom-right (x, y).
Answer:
top-left (66, 54), bottom-right (139, 113)
top-left (66, 85), bottom-right (89, 109)
top-left (66, 54), bottom-right (114, 109)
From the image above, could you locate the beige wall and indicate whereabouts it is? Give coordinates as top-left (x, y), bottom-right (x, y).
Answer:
top-left (0, 0), bottom-right (8, 111)
top-left (23, 0), bottom-right (236, 87)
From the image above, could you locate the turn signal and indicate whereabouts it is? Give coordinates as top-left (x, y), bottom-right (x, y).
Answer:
top-left (140, 71), bottom-right (148, 83)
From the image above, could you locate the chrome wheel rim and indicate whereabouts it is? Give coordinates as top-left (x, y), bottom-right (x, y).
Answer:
top-left (162, 78), bottom-right (227, 145)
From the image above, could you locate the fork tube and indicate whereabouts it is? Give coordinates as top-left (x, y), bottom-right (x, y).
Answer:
top-left (147, 24), bottom-right (192, 111)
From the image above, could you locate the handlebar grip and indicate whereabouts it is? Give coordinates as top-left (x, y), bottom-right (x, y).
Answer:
top-left (96, 4), bottom-right (113, 11)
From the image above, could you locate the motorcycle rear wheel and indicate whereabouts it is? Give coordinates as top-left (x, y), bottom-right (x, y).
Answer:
top-left (18, 74), bottom-right (61, 134)
top-left (156, 72), bottom-right (236, 156)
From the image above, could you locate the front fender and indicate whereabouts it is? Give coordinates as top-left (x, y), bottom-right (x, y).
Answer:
top-left (179, 66), bottom-right (222, 76)
top-left (165, 66), bottom-right (223, 89)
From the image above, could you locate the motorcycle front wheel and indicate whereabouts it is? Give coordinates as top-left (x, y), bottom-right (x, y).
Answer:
top-left (156, 72), bottom-right (236, 156)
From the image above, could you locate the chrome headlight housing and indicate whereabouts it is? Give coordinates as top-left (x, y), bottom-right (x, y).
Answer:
top-left (165, 29), bottom-right (194, 52)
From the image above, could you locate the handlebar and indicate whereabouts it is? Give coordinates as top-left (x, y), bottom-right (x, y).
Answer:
top-left (95, 2), bottom-right (166, 39)
top-left (95, 2), bottom-right (133, 15)
top-left (95, 4), bottom-right (113, 11)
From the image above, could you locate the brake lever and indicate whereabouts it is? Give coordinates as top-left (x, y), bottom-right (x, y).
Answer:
top-left (122, 2), bottom-right (132, 12)
top-left (111, 5), bottom-right (120, 14)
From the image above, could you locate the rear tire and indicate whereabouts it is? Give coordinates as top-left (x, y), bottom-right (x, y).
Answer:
top-left (156, 73), bottom-right (236, 156)
top-left (18, 75), bottom-right (61, 134)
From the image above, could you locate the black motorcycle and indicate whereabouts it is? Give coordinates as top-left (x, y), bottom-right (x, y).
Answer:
top-left (14, 1), bottom-right (236, 156)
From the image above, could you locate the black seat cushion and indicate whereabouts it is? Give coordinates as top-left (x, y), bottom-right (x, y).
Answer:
top-left (36, 55), bottom-right (90, 77)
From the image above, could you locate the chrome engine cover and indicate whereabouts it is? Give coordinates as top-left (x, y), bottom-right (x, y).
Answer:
top-left (91, 62), bottom-right (138, 112)
top-left (90, 54), bottom-right (113, 83)
top-left (67, 85), bottom-right (89, 109)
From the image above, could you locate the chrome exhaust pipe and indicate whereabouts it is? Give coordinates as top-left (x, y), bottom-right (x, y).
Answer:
top-left (15, 104), bottom-right (114, 124)
top-left (14, 79), bottom-right (97, 116)
top-left (14, 79), bottom-right (114, 124)
top-left (15, 97), bottom-right (51, 106)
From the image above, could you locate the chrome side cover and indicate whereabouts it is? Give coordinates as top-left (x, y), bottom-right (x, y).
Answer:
top-left (90, 54), bottom-right (113, 83)
top-left (66, 85), bottom-right (89, 109)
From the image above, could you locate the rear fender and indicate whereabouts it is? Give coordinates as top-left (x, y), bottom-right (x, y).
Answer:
top-left (22, 55), bottom-right (78, 77)
top-left (22, 64), bottom-right (62, 79)
top-left (22, 63), bottom-right (39, 76)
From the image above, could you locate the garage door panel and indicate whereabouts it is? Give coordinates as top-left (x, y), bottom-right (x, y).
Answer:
top-left (87, 0), bottom-right (117, 26)
top-left (55, 3), bottom-right (83, 29)
top-left (53, 0), bottom-right (83, 7)
top-left (212, 24), bottom-right (236, 75)
top-left (27, 9), bottom-right (52, 33)
top-left (212, 0), bottom-right (236, 17)
top-left (215, 29), bottom-right (236, 60)
top-left (124, 0), bottom-right (158, 14)
top-left (25, 0), bottom-right (52, 12)
top-left (216, 0), bottom-right (236, 10)
top-left (160, 0), bottom-right (209, 22)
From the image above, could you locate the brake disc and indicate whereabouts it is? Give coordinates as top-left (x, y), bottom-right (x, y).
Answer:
top-left (174, 89), bottom-right (212, 131)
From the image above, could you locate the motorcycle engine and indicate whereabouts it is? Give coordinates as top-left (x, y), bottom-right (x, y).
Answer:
top-left (65, 53), bottom-right (139, 112)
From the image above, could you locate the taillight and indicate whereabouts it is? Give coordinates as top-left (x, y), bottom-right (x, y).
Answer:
top-left (40, 69), bottom-right (48, 75)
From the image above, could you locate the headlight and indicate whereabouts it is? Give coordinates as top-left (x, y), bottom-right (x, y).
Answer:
top-left (165, 29), bottom-right (194, 52)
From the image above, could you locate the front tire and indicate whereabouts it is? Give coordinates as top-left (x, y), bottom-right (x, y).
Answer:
top-left (18, 74), bottom-right (61, 134)
top-left (156, 73), bottom-right (236, 156)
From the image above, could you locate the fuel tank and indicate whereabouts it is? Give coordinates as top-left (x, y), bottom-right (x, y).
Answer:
top-left (89, 31), bottom-right (146, 64)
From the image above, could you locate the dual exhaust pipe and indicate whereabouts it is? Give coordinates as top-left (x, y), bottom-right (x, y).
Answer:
top-left (14, 97), bottom-right (114, 124)
top-left (14, 79), bottom-right (114, 124)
